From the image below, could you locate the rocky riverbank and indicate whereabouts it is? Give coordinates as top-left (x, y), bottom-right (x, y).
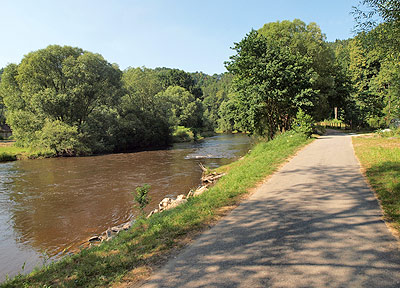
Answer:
top-left (82, 167), bottom-right (226, 248)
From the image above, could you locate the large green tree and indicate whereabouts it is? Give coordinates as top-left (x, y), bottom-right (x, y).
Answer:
top-left (0, 45), bottom-right (123, 154)
top-left (156, 86), bottom-right (203, 134)
top-left (226, 30), bottom-right (317, 139)
top-left (258, 19), bottom-right (342, 120)
top-left (116, 67), bottom-right (171, 150)
top-left (156, 68), bottom-right (202, 99)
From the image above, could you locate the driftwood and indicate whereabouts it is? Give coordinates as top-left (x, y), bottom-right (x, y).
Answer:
top-left (199, 162), bottom-right (226, 184)
top-left (202, 172), bottom-right (225, 184)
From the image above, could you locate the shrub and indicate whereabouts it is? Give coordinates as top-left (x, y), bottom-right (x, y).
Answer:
top-left (172, 126), bottom-right (194, 142)
top-left (36, 120), bottom-right (89, 156)
top-left (133, 184), bottom-right (151, 213)
top-left (291, 109), bottom-right (314, 138)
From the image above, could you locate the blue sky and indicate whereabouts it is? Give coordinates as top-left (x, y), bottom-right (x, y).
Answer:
top-left (1, 0), bottom-right (359, 74)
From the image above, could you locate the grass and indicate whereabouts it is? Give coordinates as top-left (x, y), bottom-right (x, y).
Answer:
top-left (1, 131), bottom-right (312, 288)
top-left (0, 142), bottom-right (54, 162)
top-left (353, 133), bottom-right (400, 229)
top-left (0, 144), bottom-right (28, 162)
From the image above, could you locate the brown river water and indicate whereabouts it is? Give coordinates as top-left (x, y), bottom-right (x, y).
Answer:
top-left (0, 134), bottom-right (252, 281)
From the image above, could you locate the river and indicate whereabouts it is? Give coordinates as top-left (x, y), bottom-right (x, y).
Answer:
top-left (0, 134), bottom-right (252, 281)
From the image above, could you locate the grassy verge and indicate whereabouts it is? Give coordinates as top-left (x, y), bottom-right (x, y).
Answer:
top-left (1, 132), bottom-right (312, 288)
top-left (353, 134), bottom-right (400, 229)
top-left (0, 145), bottom-right (28, 162)
top-left (0, 144), bottom-right (54, 162)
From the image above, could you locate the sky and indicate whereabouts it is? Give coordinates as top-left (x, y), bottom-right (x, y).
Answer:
top-left (1, 0), bottom-right (359, 75)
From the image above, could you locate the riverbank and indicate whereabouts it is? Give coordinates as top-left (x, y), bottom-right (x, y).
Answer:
top-left (0, 141), bottom-right (54, 162)
top-left (0, 128), bottom-right (217, 162)
top-left (1, 131), bottom-right (312, 287)
top-left (352, 131), bottom-right (400, 232)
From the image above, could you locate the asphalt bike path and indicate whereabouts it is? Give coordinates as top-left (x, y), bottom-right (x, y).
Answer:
top-left (140, 131), bottom-right (400, 287)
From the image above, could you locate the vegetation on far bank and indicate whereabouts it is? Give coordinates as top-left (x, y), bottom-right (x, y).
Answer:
top-left (353, 129), bottom-right (400, 230)
top-left (1, 131), bottom-right (312, 288)
top-left (2, 1), bottom-right (399, 157)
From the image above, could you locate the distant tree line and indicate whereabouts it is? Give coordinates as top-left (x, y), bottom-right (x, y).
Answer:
top-left (0, 46), bottom-right (233, 155)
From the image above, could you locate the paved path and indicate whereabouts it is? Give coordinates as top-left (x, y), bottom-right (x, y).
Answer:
top-left (140, 131), bottom-right (400, 288)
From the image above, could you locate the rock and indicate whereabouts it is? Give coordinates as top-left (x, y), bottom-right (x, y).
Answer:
top-left (111, 226), bottom-right (121, 233)
top-left (167, 199), bottom-right (187, 210)
top-left (194, 185), bottom-right (208, 196)
top-left (159, 197), bottom-right (173, 211)
top-left (187, 189), bottom-right (195, 198)
top-left (88, 236), bottom-right (101, 243)
top-left (147, 208), bottom-right (159, 218)
top-left (176, 194), bottom-right (186, 201)
top-left (122, 222), bottom-right (131, 230)
top-left (106, 228), bottom-right (112, 240)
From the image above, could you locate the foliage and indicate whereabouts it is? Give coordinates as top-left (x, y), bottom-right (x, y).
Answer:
top-left (217, 97), bottom-right (238, 132)
top-left (36, 119), bottom-right (88, 156)
top-left (172, 126), bottom-right (194, 142)
top-left (226, 29), bottom-right (317, 139)
top-left (353, 0), bottom-right (400, 51)
top-left (192, 72), bottom-right (233, 131)
top-left (156, 86), bottom-right (203, 134)
top-left (0, 45), bottom-right (123, 154)
top-left (157, 68), bottom-right (202, 99)
top-left (133, 184), bottom-right (151, 212)
top-left (346, 29), bottom-right (400, 128)
top-left (258, 19), bottom-right (346, 121)
top-left (291, 109), bottom-right (314, 137)
top-left (0, 132), bottom-right (311, 288)
top-left (117, 67), bottom-right (171, 150)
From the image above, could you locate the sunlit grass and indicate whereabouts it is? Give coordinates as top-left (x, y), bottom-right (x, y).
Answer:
top-left (0, 144), bottom-right (27, 162)
top-left (0, 144), bottom-right (54, 162)
top-left (1, 132), bottom-right (312, 288)
top-left (353, 136), bottom-right (400, 227)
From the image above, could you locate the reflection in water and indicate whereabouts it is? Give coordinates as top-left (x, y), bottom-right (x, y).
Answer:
top-left (0, 134), bottom-right (252, 280)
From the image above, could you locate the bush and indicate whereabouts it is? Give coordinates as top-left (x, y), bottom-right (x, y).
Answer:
top-left (172, 126), bottom-right (194, 142)
top-left (291, 109), bottom-right (314, 138)
top-left (0, 152), bottom-right (17, 162)
top-left (133, 184), bottom-right (151, 213)
top-left (367, 116), bottom-right (386, 129)
top-left (36, 120), bottom-right (89, 156)
top-left (377, 127), bottom-right (400, 137)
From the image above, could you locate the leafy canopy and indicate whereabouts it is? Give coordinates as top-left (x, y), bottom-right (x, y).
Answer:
top-left (226, 29), bottom-right (317, 139)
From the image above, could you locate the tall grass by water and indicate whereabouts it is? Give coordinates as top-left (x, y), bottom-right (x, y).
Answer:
top-left (1, 131), bottom-right (312, 288)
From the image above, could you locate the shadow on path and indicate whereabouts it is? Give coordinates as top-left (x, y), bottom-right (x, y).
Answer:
top-left (141, 134), bottom-right (400, 288)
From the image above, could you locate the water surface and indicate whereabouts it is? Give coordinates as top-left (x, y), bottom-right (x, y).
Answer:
top-left (0, 134), bottom-right (252, 281)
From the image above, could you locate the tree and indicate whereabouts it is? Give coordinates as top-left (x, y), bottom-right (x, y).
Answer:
top-left (217, 96), bottom-right (238, 132)
top-left (117, 67), bottom-right (171, 150)
top-left (0, 45), bottom-right (123, 154)
top-left (226, 30), bottom-right (317, 139)
top-left (0, 68), bottom-right (5, 125)
top-left (156, 86), bottom-right (203, 134)
top-left (258, 19), bottom-right (338, 120)
top-left (197, 73), bottom-right (233, 131)
top-left (353, 0), bottom-right (400, 55)
top-left (157, 68), bottom-right (202, 99)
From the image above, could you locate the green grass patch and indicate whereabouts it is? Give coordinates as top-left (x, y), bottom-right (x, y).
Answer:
top-left (0, 143), bottom-right (55, 162)
top-left (353, 136), bottom-right (400, 228)
top-left (1, 131), bottom-right (312, 288)
top-left (0, 145), bottom-right (27, 162)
